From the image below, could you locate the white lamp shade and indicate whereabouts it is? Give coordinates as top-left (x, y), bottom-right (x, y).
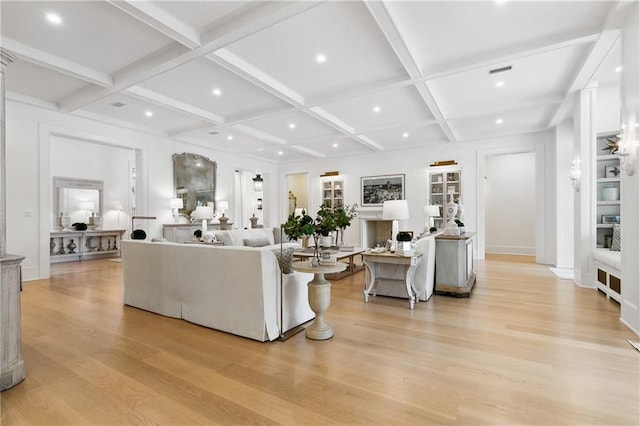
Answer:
top-left (170, 198), bottom-right (184, 209)
top-left (382, 200), bottom-right (409, 220)
top-left (192, 205), bottom-right (214, 220)
top-left (217, 201), bottom-right (229, 212)
top-left (424, 205), bottom-right (440, 217)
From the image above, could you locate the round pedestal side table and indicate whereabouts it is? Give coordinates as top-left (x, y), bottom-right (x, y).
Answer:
top-left (291, 261), bottom-right (346, 340)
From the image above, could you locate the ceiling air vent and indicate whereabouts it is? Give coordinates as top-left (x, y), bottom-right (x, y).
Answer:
top-left (489, 65), bottom-right (512, 75)
top-left (110, 101), bottom-right (126, 108)
top-left (208, 131), bottom-right (219, 135)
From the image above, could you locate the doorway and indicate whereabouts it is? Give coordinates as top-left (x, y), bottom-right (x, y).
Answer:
top-left (477, 145), bottom-right (545, 263)
top-left (286, 173), bottom-right (309, 217)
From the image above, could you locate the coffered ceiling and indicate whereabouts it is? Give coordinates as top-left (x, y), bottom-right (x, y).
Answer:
top-left (1, 0), bottom-right (630, 163)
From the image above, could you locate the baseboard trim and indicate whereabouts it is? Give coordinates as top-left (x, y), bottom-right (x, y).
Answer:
top-left (485, 245), bottom-right (535, 256)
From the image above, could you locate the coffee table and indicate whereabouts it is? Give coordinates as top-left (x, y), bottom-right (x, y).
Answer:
top-left (293, 247), bottom-right (364, 280)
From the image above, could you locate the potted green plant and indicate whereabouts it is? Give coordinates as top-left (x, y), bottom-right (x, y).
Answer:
top-left (283, 210), bottom-right (314, 247)
top-left (334, 202), bottom-right (358, 246)
top-left (315, 203), bottom-right (336, 247)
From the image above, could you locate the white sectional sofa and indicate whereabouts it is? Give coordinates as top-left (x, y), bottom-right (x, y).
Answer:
top-left (121, 228), bottom-right (314, 342)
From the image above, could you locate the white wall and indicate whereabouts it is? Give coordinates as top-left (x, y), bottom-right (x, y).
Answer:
top-left (279, 131), bottom-right (554, 260)
top-left (6, 100), bottom-right (278, 281)
top-left (50, 135), bottom-right (135, 232)
top-left (485, 152), bottom-right (536, 255)
top-left (596, 82), bottom-right (622, 134)
top-left (555, 118), bottom-right (575, 269)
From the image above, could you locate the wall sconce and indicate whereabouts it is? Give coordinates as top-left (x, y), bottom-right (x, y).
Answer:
top-left (257, 198), bottom-right (263, 210)
top-left (569, 157), bottom-right (581, 192)
top-left (617, 127), bottom-right (638, 177)
top-left (252, 174), bottom-right (263, 192)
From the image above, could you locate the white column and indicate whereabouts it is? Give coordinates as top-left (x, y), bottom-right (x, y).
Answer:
top-left (620, 4), bottom-right (640, 335)
top-left (1, 47), bottom-right (26, 391)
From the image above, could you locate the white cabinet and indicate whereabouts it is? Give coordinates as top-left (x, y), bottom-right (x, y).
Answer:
top-left (322, 179), bottom-right (344, 209)
top-left (595, 133), bottom-right (621, 248)
top-left (428, 166), bottom-right (462, 229)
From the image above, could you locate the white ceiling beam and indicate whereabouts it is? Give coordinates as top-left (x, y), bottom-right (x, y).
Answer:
top-left (354, 117), bottom-right (439, 136)
top-left (58, 1), bottom-right (324, 113)
top-left (125, 86), bottom-right (224, 124)
top-left (232, 124), bottom-right (287, 146)
top-left (210, 50), bottom-right (304, 106)
top-left (107, 0), bottom-right (201, 49)
top-left (364, 0), bottom-right (457, 144)
top-left (547, 0), bottom-right (630, 127)
top-left (290, 145), bottom-right (326, 158)
top-left (2, 38), bottom-right (112, 87)
top-left (6, 91), bottom-right (58, 111)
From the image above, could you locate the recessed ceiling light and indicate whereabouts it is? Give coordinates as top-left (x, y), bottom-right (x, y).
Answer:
top-left (332, 143), bottom-right (338, 148)
top-left (212, 88), bottom-right (222, 96)
top-left (496, 118), bottom-right (504, 124)
top-left (289, 123), bottom-right (296, 129)
top-left (496, 81), bottom-right (505, 88)
top-left (278, 151), bottom-right (283, 156)
top-left (46, 12), bottom-right (62, 25)
top-left (227, 135), bottom-right (233, 141)
top-left (145, 111), bottom-right (153, 117)
top-left (615, 66), bottom-right (623, 73)
top-left (316, 53), bottom-right (327, 64)
top-left (373, 105), bottom-right (381, 113)
top-left (402, 132), bottom-right (409, 138)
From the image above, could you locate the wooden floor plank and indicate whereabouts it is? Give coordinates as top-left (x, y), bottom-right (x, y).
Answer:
top-left (1, 257), bottom-right (639, 425)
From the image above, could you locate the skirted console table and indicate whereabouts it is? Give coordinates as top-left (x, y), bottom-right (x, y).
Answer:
top-left (434, 232), bottom-right (476, 297)
top-left (50, 229), bottom-right (126, 263)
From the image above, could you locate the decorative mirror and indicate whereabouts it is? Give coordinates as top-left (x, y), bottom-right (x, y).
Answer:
top-left (173, 153), bottom-right (217, 216)
top-left (53, 177), bottom-right (104, 227)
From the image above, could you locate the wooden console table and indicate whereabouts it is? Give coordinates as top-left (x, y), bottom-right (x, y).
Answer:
top-left (362, 251), bottom-right (423, 309)
top-left (50, 229), bottom-right (126, 263)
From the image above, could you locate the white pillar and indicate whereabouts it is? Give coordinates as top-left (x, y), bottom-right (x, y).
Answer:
top-left (0, 48), bottom-right (26, 391)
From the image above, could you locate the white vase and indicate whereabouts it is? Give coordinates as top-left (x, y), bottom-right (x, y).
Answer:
top-left (322, 235), bottom-right (333, 247)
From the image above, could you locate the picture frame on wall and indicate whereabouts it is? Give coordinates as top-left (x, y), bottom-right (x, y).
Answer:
top-left (601, 214), bottom-right (620, 224)
top-left (361, 174), bottom-right (405, 207)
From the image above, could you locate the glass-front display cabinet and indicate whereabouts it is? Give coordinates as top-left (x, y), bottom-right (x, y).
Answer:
top-left (428, 166), bottom-right (462, 229)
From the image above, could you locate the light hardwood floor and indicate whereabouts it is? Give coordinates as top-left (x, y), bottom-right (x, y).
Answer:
top-left (1, 255), bottom-right (639, 425)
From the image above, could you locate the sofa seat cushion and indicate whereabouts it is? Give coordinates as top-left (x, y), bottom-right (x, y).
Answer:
top-left (593, 248), bottom-right (621, 271)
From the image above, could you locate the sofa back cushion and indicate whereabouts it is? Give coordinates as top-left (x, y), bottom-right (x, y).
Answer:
top-left (272, 247), bottom-right (295, 274)
top-left (213, 231), bottom-right (233, 246)
top-left (244, 237), bottom-right (271, 247)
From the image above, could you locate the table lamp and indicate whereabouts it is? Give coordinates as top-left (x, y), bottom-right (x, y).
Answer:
top-left (170, 198), bottom-right (183, 223)
top-left (217, 200), bottom-right (229, 230)
top-left (424, 205), bottom-right (440, 232)
top-left (382, 200), bottom-right (409, 252)
top-left (193, 205), bottom-right (214, 233)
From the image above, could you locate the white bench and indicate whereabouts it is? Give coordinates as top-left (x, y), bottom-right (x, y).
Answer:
top-left (592, 248), bottom-right (621, 302)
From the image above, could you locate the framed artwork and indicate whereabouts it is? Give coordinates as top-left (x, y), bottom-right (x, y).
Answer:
top-left (604, 165), bottom-right (620, 178)
top-left (601, 215), bottom-right (620, 224)
top-left (361, 174), bottom-right (405, 207)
